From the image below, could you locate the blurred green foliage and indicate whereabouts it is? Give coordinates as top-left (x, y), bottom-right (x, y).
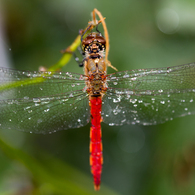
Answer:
top-left (0, 135), bottom-right (117, 194)
top-left (1, 0), bottom-right (195, 194)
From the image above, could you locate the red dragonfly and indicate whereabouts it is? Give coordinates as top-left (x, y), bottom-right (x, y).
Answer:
top-left (1, 9), bottom-right (195, 190)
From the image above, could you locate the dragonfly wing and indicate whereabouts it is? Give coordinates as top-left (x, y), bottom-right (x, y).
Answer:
top-left (102, 63), bottom-right (195, 126)
top-left (0, 68), bottom-right (90, 133)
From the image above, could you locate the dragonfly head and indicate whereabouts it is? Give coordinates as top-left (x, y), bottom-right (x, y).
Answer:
top-left (82, 32), bottom-right (106, 55)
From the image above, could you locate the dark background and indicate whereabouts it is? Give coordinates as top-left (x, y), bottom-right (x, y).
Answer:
top-left (1, 0), bottom-right (195, 194)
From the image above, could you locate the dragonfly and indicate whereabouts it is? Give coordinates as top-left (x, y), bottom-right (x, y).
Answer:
top-left (1, 9), bottom-right (195, 190)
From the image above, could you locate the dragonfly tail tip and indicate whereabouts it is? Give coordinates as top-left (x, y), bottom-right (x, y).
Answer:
top-left (94, 184), bottom-right (100, 191)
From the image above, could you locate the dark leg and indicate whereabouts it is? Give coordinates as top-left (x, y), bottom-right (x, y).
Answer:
top-left (95, 23), bottom-right (102, 36)
top-left (80, 25), bottom-right (92, 42)
top-left (72, 52), bottom-right (84, 67)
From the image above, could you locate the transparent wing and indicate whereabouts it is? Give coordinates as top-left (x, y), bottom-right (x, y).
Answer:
top-left (102, 63), bottom-right (195, 126)
top-left (0, 68), bottom-right (90, 134)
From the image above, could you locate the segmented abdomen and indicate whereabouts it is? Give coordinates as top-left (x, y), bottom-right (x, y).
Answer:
top-left (89, 96), bottom-right (103, 190)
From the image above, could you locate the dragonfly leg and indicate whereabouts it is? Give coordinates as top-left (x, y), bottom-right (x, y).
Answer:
top-left (95, 23), bottom-right (103, 37)
top-left (72, 51), bottom-right (85, 67)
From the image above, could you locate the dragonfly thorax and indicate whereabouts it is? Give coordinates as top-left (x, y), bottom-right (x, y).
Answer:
top-left (82, 32), bottom-right (107, 96)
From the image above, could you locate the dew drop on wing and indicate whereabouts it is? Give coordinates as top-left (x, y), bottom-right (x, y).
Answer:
top-left (24, 96), bottom-right (29, 100)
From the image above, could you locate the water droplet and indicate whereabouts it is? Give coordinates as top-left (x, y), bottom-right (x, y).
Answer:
top-left (69, 93), bottom-right (73, 98)
top-left (146, 91), bottom-right (152, 95)
top-left (113, 99), bottom-right (119, 103)
top-left (126, 91), bottom-right (134, 95)
top-left (158, 89), bottom-right (163, 93)
top-left (24, 96), bottom-right (29, 100)
top-left (33, 98), bottom-right (40, 103)
top-left (123, 74), bottom-right (129, 78)
top-left (109, 123), bottom-right (115, 126)
top-left (130, 99), bottom-right (137, 104)
top-left (121, 119), bottom-right (126, 123)
top-left (44, 109), bottom-right (50, 112)
top-left (111, 76), bottom-right (116, 80)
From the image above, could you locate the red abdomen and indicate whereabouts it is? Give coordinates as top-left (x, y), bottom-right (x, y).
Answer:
top-left (89, 96), bottom-right (103, 190)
